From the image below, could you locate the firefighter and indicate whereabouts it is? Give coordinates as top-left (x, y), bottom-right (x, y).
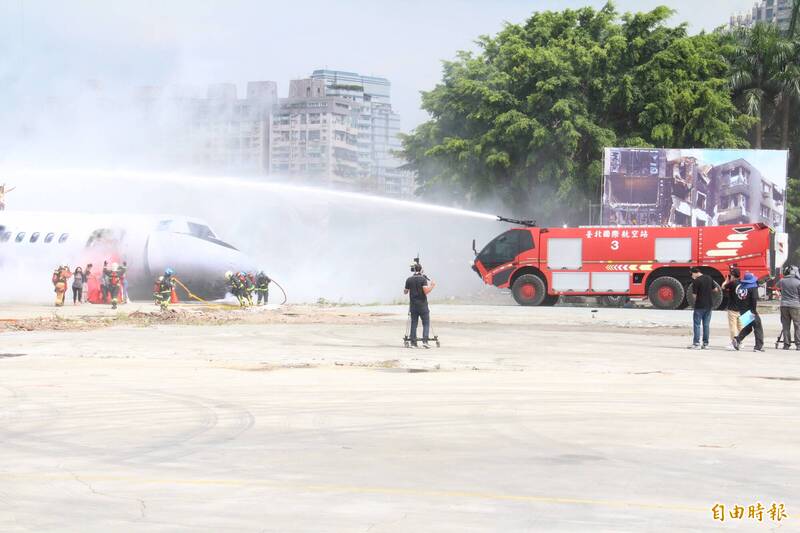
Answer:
top-left (52, 265), bottom-right (71, 307)
top-left (255, 271), bottom-right (271, 305)
top-left (237, 272), bottom-right (253, 306)
top-left (246, 272), bottom-right (257, 305)
top-left (225, 271), bottom-right (247, 306)
top-left (106, 263), bottom-right (122, 309)
top-left (153, 270), bottom-right (175, 311)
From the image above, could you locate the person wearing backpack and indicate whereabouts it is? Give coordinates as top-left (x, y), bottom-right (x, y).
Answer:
top-left (732, 272), bottom-right (764, 352)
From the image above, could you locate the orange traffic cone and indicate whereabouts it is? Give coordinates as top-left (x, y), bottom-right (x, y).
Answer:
top-left (170, 287), bottom-right (179, 304)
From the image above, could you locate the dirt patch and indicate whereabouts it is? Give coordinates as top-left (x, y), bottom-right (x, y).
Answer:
top-left (0, 305), bottom-right (393, 333)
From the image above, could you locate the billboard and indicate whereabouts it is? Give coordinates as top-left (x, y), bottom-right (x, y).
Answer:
top-left (601, 148), bottom-right (789, 232)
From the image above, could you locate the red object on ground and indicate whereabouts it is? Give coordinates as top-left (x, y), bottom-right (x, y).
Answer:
top-left (86, 274), bottom-right (103, 304)
top-left (170, 287), bottom-right (178, 304)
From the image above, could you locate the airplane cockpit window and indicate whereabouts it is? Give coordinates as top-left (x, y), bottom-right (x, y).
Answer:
top-left (15, 232), bottom-right (26, 243)
top-left (30, 232), bottom-right (40, 243)
top-left (0, 231), bottom-right (11, 243)
top-left (44, 233), bottom-right (55, 243)
top-left (58, 233), bottom-right (69, 244)
top-left (187, 222), bottom-right (217, 240)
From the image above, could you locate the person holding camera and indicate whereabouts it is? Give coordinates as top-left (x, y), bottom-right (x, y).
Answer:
top-left (404, 260), bottom-right (436, 348)
top-left (778, 265), bottom-right (800, 350)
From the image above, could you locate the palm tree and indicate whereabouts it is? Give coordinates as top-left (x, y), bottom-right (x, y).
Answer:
top-left (774, 38), bottom-right (800, 148)
top-left (789, 0), bottom-right (800, 38)
top-left (729, 23), bottom-right (790, 148)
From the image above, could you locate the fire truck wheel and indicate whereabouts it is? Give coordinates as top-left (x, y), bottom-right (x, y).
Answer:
top-left (648, 276), bottom-right (685, 310)
top-left (511, 274), bottom-right (546, 306)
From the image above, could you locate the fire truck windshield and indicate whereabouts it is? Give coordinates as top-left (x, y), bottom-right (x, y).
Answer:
top-left (477, 229), bottom-right (534, 270)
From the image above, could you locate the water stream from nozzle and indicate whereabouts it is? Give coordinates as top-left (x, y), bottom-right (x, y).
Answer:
top-left (11, 168), bottom-right (498, 221)
top-left (3, 166), bottom-right (502, 303)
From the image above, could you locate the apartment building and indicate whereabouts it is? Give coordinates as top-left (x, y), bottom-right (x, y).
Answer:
top-left (268, 79), bottom-right (363, 188)
top-left (148, 81), bottom-right (277, 174)
top-left (310, 70), bottom-right (412, 196)
top-left (729, 0), bottom-right (794, 31)
top-left (713, 159), bottom-right (785, 228)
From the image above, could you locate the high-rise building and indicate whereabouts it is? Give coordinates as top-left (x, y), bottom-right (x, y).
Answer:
top-left (310, 70), bottom-right (413, 196)
top-left (137, 81), bottom-right (276, 174)
top-left (268, 79), bottom-right (363, 188)
top-left (729, 0), bottom-right (794, 32)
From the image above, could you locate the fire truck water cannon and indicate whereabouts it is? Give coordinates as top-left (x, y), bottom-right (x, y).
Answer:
top-left (497, 216), bottom-right (537, 227)
top-left (472, 222), bottom-right (789, 310)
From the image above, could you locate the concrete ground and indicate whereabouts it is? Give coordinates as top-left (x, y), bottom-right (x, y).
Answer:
top-left (0, 303), bottom-right (798, 532)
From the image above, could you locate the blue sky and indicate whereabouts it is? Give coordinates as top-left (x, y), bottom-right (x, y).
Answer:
top-left (0, 0), bottom-right (759, 131)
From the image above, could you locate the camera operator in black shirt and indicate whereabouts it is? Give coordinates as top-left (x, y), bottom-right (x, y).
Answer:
top-left (404, 259), bottom-right (436, 348)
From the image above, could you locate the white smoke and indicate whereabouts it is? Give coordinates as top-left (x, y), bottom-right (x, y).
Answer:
top-left (1, 168), bottom-right (503, 304)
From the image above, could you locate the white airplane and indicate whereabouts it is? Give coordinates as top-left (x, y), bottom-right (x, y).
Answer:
top-left (0, 211), bottom-right (256, 301)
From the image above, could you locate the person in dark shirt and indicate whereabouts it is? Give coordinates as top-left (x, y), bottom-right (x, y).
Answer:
top-left (721, 268), bottom-right (741, 347)
top-left (732, 272), bottom-right (764, 351)
top-left (689, 267), bottom-right (719, 349)
top-left (404, 261), bottom-right (436, 348)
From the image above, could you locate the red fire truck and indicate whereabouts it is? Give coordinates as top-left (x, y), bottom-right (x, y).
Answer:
top-left (472, 218), bottom-right (788, 309)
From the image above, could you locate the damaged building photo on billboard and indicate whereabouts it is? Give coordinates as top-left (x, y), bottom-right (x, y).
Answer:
top-left (602, 148), bottom-right (789, 232)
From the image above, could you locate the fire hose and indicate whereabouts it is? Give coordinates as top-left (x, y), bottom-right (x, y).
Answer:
top-left (173, 275), bottom-right (288, 306)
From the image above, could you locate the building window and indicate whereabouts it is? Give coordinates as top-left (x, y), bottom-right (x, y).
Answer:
top-left (762, 181), bottom-right (771, 195)
top-left (761, 205), bottom-right (770, 219)
top-left (696, 192), bottom-right (707, 210)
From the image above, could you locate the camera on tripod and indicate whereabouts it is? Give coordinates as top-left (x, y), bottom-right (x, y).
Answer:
top-left (410, 257), bottom-right (429, 280)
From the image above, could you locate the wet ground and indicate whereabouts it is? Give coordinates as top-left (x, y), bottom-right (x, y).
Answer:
top-left (0, 303), bottom-right (798, 531)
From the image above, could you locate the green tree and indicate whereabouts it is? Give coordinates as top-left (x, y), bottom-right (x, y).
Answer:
top-left (728, 22), bottom-right (793, 148)
top-left (727, 21), bottom-right (800, 260)
top-left (402, 3), bottom-right (751, 221)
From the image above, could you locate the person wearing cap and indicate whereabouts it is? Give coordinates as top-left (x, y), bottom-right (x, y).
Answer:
top-left (778, 265), bottom-right (800, 350)
top-left (732, 272), bottom-right (764, 352)
top-left (689, 267), bottom-right (718, 349)
top-left (721, 268), bottom-right (742, 347)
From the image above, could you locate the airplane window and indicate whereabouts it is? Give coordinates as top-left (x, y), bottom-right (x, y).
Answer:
top-left (15, 232), bottom-right (26, 243)
top-left (44, 233), bottom-right (55, 243)
top-left (58, 233), bottom-right (69, 243)
top-left (30, 232), bottom-right (40, 243)
top-left (187, 222), bottom-right (217, 240)
top-left (0, 231), bottom-right (11, 243)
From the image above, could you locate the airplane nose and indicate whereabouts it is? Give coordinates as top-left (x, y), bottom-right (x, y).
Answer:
top-left (146, 233), bottom-right (256, 299)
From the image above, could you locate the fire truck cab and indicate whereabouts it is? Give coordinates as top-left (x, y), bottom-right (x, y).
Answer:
top-left (472, 223), bottom-right (788, 309)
